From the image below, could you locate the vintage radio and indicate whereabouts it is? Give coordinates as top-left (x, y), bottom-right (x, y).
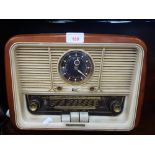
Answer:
top-left (5, 34), bottom-right (147, 131)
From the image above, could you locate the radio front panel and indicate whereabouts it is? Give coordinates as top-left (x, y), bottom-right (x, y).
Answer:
top-left (5, 34), bottom-right (147, 131)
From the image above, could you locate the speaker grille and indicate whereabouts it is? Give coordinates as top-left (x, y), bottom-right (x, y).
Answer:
top-left (14, 44), bottom-right (138, 95)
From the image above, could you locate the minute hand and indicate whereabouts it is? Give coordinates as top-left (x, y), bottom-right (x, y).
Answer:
top-left (77, 69), bottom-right (87, 78)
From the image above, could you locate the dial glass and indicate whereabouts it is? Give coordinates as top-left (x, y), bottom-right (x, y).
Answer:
top-left (58, 50), bottom-right (94, 84)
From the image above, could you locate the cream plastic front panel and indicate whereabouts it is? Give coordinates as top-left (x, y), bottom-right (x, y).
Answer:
top-left (9, 43), bottom-right (144, 131)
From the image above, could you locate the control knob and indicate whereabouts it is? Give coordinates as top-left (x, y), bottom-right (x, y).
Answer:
top-left (29, 99), bottom-right (40, 112)
top-left (110, 100), bottom-right (122, 114)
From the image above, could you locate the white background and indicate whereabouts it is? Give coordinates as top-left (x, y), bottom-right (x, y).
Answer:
top-left (0, 0), bottom-right (154, 19)
top-left (1, 136), bottom-right (155, 155)
top-left (0, 0), bottom-right (154, 155)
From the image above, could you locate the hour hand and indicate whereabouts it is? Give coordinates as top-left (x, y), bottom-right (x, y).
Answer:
top-left (77, 69), bottom-right (87, 78)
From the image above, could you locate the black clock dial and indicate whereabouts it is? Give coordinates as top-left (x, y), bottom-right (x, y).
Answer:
top-left (59, 50), bottom-right (94, 84)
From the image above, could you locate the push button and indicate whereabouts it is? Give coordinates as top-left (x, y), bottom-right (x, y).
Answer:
top-left (70, 112), bottom-right (79, 122)
top-left (61, 114), bottom-right (70, 122)
top-left (80, 112), bottom-right (89, 122)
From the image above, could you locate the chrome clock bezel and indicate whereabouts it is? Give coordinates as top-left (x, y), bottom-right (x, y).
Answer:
top-left (58, 49), bottom-right (94, 85)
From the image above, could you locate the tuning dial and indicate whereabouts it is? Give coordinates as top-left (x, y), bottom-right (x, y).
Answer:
top-left (29, 100), bottom-right (40, 112)
top-left (110, 100), bottom-right (122, 114)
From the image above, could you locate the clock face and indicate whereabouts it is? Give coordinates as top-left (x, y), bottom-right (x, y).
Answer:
top-left (58, 50), bottom-right (94, 84)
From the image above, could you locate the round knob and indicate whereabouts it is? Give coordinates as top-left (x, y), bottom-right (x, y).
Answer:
top-left (29, 100), bottom-right (40, 112)
top-left (110, 100), bottom-right (122, 114)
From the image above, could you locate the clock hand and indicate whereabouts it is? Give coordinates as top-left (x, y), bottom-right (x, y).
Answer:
top-left (77, 69), bottom-right (87, 78)
top-left (74, 58), bottom-right (86, 77)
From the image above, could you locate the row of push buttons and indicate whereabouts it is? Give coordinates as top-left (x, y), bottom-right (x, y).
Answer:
top-left (61, 112), bottom-right (89, 123)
